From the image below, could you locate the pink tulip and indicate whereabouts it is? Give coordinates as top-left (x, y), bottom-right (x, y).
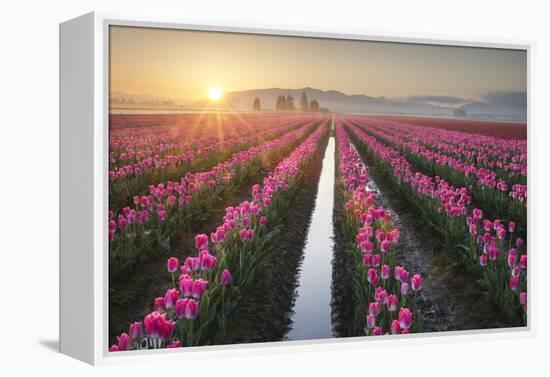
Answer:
top-left (380, 239), bottom-right (390, 253)
top-left (375, 287), bottom-right (388, 304)
top-left (509, 277), bottom-right (519, 291)
top-left (109, 345), bottom-right (120, 352)
top-left (411, 274), bottom-right (423, 291)
top-left (161, 320), bottom-right (176, 341)
top-left (372, 327), bottom-right (383, 336)
top-left (391, 320), bottom-right (401, 334)
top-left (167, 340), bottom-right (181, 348)
top-left (366, 313), bottom-right (376, 329)
top-left (400, 282), bottom-right (409, 296)
top-left (479, 255), bottom-right (487, 266)
top-left (164, 288), bottom-right (179, 310)
top-left (167, 257), bottom-right (179, 273)
top-left (175, 298), bottom-right (188, 319)
top-left (508, 221), bottom-right (516, 233)
top-left (191, 279), bottom-right (208, 299)
top-left (519, 254), bottom-right (527, 269)
top-left (387, 294), bottom-right (398, 312)
top-left (507, 254), bottom-right (517, 268)
top-left (371, 254), bottom-right (381, 267)
top-left (362, 253), bottom-right (372, 267)
top-left (185, 298), bottom-right (199, 320)
top-left (154, 297), bottom-right (165, 311)
top-left (260, 216), bottom-right (267, 226)
top-left (381, 264), bottom-right (390, 279)
top-left (369, 301), bottom-right (381, 316)
top-left (128, 322), bottom-right (142, 339)
top-left (367, 268), bottom-right (379, 286)
top-left (199, 252), bottom-right (216, 271)
top-left (221, 269), bottom-right (232, 286)
top-left (512, 266), bottom-right (521, 278)
top-left (144, 311), bottom-right (166, 339)
top-left (117, 333), bottom-right (132, 351)
top-left (195, 234), bottom-right (209, 250)
top-left (398, 308), bottom-right (413, 330)
top-left (519, 291), bottom-right (527, 305)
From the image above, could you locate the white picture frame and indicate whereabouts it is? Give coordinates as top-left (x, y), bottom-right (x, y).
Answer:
top-left (60, 11), bottom-right (535, 365)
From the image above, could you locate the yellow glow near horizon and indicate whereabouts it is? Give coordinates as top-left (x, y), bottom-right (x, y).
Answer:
top-left (208, 87), bottom-right (223, 101)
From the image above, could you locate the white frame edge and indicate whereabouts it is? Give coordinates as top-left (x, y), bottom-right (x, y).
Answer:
top-left (59, 11), bottom-right (536, 365)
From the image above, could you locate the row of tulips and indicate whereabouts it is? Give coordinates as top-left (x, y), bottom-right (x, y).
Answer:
top-left (334, 121), bottom-right (422, 336)
top-left (109, 116), bottom-right (311, 182)
top-left (109, 119), bottom-right (323, 278)
top-left (109, 113), bottom-right (312, 166)
top-left (346, 121), bottom-right (471, 244)
top-left (360, 119), bottom-right (527, 200)
top-left (362, 118), bottom-right (526, 183)
top-left (109, 116), bottom-right (318, 210)
top-left (344, 121), bottom-right (527, 325)
top-left (349, 118), bottom-right (526, 229)
top-left (109, 122), bottom-right (329, 351)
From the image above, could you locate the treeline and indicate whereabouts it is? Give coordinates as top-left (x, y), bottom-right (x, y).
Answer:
top-left (252, 91), bottom-right (330, 112)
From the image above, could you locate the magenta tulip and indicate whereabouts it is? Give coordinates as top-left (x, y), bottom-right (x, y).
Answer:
top-left (167, 257), bottom-right (179, 273)
top-left (191, 279), bottom-right (208, 299)
top-left (128, 322), bottom-right (142, 339)
top-left (381, 264), bottom-right (390, 279)
top-left (411, 274), bottom-right (423, 291)
top-left (164, 288), bottom-right (179, 310)
top-left (366, 313), bottom-right (376, 329)
top-left (221, 269), bottom-right (232, 286)
top-left (195, 234), bottom-right (209, 250)
top-left (398, 308), bottom-right (413, 330)
top-left (509, 277), bottom-right (519, 291)
top-left (117, 333), bottom-right (132, 351)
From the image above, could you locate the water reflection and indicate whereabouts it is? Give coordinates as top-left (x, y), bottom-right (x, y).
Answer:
top-left (287, 136), bottom-right (336, 341)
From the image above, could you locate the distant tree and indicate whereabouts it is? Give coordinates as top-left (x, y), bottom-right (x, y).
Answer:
top-left (319, 107), bottom-right (330, 113)
top-left (300, 92), bottom-right (309, 112)
top-left (276, 94), bottom-right (286, 111)
top-left (286, 94), bottom-right (295, 111)
top-left (252, 97), bottom-right (261, 111)
top-left (309, 99), bottom-right (319, 112)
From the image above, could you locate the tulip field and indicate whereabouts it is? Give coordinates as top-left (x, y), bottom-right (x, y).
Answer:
top-left (108, 112), bottom-right (527, 352)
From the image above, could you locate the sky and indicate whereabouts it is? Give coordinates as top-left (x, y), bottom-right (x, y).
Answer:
top-left (109, 25), bottom-right (527, 102)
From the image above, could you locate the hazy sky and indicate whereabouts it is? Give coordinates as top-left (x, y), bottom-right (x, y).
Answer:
top-left (110, 26), bottom-right (527, 101)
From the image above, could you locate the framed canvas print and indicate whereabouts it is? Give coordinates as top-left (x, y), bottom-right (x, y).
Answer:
top-left (60, 12), bottom-right (533, 365)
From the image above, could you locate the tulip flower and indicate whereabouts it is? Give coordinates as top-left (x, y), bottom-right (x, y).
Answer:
top-left (367, 268), bottom-right (379, 286)
top-left (411, 274), bottom-right (423, 291)
top-left (508, 221), bottom-right (516, 233)
top-left (387, 294), bottom-right (398, 312)
top-left (479, 255), bottom-right (487, 266)
top-left (371, 254), bottom-right (381, 267)
top-left (185, 298), bottom-right (199, 320)
top-left (260, 216), bottom-right (267, 226)
top-left (398, 308), bottom-right (413, 330)
top-left (161, 320), bottom-right (176, 341)
top-left (144, 311), bottom-right (166, 339)
top-left (381, 264), bottom-right (390, 279)
top-left (362, 253), bottom-right (372, 267)
top-left (221, 269), bottom-right (232, 286)
top-left (175, 298), bottom-right (188, 319)
top-left (372, 327), bottom-right (383, 336)
top-left (391, 320), bottom-right (401, 334)
top-left (519, 291), bottom-right (527, 305)
top-left (509, 277), bottom-right (519, 291)
top-left (366, 313), bottom-right (376, 329)
top-left (369, 301), bottom-right (381, 316)
top-left (380, 239), bottom-right (390, 253)
top-left (519, 254), bottom-right (527, 269)
top-left (199, 252), bottom-right (217, 271)
top-left (117, 333), bottom-right (132, 351)
top-left (375, 287), bottom-right (388, 304)
top-left (167, 340), bottom-right (182, 348)
top-left (400, 282), bottom-right (409, 296)
top-left (154, 297), bottom-right (165, 311)
top-left (195, 234), bottom-right (209, 250)
top-left (191, 279), bottom-right (208, 299)
top-left (128, 322), bottom-right (142, 340)
top-left (167, 257), bottom-right (179, 273)
top-left (164, 288), bottom-right (179, 310)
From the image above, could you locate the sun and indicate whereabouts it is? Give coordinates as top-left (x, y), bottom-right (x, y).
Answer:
top-left (208, 87), bottom-right (223, 101)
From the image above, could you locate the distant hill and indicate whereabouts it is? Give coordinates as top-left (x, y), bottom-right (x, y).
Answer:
top-left (112, 88), bottom-right (527, 120)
